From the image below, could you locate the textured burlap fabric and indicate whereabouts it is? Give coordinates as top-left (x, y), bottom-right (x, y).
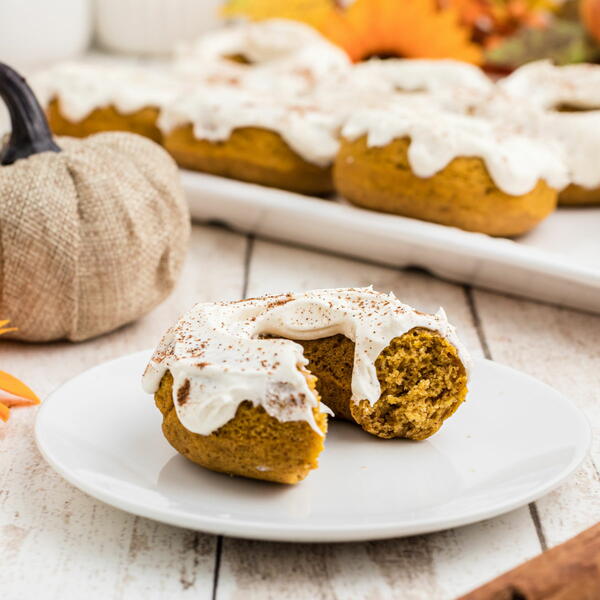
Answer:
top-left (0, 132), bottom-right (190, 342)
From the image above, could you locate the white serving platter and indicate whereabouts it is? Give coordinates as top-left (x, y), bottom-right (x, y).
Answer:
top-left (35, 350), bottom-right (591, 542)
top-left (182, 170), bottom-right (600, 314)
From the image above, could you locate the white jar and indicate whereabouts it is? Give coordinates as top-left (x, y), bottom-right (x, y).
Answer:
top-left (96, 0), bottom-right (225, 55)
top-left (0, 0), bottom-right (92, 70)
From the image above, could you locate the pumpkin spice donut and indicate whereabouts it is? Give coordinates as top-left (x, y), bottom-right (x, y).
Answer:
top-left (174, 18), bottom-right (351, 97)
top-left (159, 89), bottom-right (340, 195)
top-left (335, 106), bottom-right (569, 236)
top-left (499, 59), bottom-right (600, 112)
top-left (500, 60), bottom-right (600, 206)
top-left (32, 62), bottom-right (183, 144)
top-left (143, 287), bottom-right (470, 484)
top-left (349, 58), bottom-right (494, 96)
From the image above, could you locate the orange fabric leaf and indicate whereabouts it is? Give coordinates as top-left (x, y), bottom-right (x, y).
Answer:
top-left (0, 319), bottom-right (17, 336)
top-left (0, 319), bottom-right (37, 422)
top-left (0, 371), bottom-right (40, 405)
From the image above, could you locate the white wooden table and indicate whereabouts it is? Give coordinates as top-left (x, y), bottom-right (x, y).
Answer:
top-left (2, 224), bottom-right (599, 599)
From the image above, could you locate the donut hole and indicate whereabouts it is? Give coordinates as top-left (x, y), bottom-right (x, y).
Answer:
top-left (363, 51), bottom-right (406, 61)
top-left (554, 103), bottom-right (600, 113)
top-left (297, 327), bottom-right (467, 440)
top-left (223, 53), bottom-right (254, 65)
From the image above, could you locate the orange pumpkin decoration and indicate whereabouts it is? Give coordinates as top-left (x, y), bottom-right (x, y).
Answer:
top-left (581, 0), bottom-right (600, 43)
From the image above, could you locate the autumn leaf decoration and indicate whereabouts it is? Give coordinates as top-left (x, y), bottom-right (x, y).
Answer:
top-left (224, 0), bottom-right (483, 63)
top-left (223, 0), bottom-right (574, 67)
top-left (0, 320), bottom-right (39, 422)
top-left (446, 0), bottom-right (558, 48)
top-left (329, 0), bottom-right (483, 62)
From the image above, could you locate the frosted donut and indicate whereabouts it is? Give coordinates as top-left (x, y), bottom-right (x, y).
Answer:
top-left (465, 89), bottom-right (600, 206)
top-left (32, 62), bottom-right (184, 143)
top-left (499, 60), bottom-right (600, 112)
top-left (310, 59), bottom-right (494, 125)
top-left (351, 58), bottom-right (494, 96)
top-left (143, 287), bottom-right (470, 484)
top-left (533, 111), bottom-right (600, 206)
top-left (174, 19), bottom-right (351, 97)
top-left (335, 105), bottom-right (568, 236)
top-left (159, 88), bottom-right (340, 194)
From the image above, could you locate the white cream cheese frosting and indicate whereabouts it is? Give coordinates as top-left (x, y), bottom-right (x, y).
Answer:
top-left (310, 58), bottom-right (494, 123)
top-left (174, 18), bottom-right (351, 97)
top-left (499, 59), bottom-right (600, 110)
top-left (341, 104), bottom-right (569, 195)
top-left (158, 88), bottom-right (341, 167)
top-left (484, 105), bottom-right (600, 191)
top-left (142, 287), bottom-right (471, 437)
top-left (445, 87), bottom-right (600, 192)
top-left (542, 111), bottom-right (600, 189)
top-left (31, 61), bottom-right (185, 122)
top-left (351, 58), bottom-right (495, 96)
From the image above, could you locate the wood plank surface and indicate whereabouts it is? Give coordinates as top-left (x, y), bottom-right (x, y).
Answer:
top-left (0, 226), bottom-right (246, 600)
top-left (472, 291), bottom-right (600, 549)
top-left (1, 226), bottom-right (597, 600)
top-left (214, 239), bottom-right (546, 600)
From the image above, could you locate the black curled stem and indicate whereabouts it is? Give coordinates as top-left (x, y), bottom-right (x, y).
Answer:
top-left (0, 62), bottom-right (60, 166)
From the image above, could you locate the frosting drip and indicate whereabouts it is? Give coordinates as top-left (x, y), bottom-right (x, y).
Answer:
top-left (158, 89), bottom-right (341, 167)
top-left (31, 61), bottom-right (185, 122)
top-left (437, 87), bottom-right (600, 191)
top-left (341, 104), bottom-right (569, 195)
top-left (143, 287), bottom-right (471, 437)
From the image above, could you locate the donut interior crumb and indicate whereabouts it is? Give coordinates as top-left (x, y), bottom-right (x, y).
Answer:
top-left (298, 327), bottom-right (468, 440)
top-left (156, 327), bottom-right (467, 484)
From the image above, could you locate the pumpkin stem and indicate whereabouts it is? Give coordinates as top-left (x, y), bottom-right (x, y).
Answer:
top-left (0, 62), bottom-right (60, 166)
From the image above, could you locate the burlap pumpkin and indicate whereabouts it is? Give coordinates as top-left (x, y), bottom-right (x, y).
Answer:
top-left (0, 63), bottom-right (190, 342)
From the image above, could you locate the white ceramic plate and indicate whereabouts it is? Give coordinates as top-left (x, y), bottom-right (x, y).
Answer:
top-left (182, 171), bottom-right (600, 315)
top-left (35, 350), bottom-right (590, 542)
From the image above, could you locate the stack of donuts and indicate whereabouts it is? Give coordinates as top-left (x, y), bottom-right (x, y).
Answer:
top-left (31, 19), bottom-right (600, 237)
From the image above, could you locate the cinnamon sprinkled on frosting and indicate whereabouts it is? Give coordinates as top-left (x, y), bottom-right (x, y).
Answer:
top-left (142, 287), bottom-right (470, 436)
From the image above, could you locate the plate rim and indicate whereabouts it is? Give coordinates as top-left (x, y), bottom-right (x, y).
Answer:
top-left (34, 350), bottom-right (592, 543)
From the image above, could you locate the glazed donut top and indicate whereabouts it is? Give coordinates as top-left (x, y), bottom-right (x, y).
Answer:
top-left (499, 60), bottom-right (600, 110)
top-left (32, 62), bottom-right (185, 122)
top-left (174, 19), bottom-right (351, 96)
top-left (158, 88), bottom-right (342, 167)
top-left (341, 104), bottom-right (569, 195)
top-left (142, 287), bottom-right (470, 436)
